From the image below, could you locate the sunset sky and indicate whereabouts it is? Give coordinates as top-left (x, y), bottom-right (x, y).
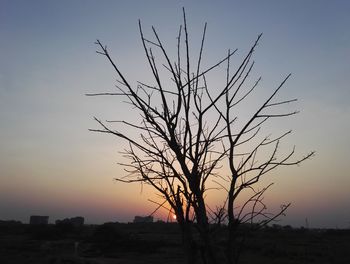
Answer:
top-left (1, 0), bottom-right (349, 228)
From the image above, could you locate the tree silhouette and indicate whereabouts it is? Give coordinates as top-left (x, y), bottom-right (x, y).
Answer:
top-left (88, 8), bottom-right (314, 264)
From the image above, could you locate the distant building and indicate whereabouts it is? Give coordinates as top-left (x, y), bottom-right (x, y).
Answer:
top-left (55, 216), bottom-right (84, 227)
top-left (29, 215), bottom-right (49, 225)
top-left (133, 215), bottom-right (153, 223)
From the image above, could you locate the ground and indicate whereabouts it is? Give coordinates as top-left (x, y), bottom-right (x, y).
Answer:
top-left (0, 221), bottom-right (349, 263)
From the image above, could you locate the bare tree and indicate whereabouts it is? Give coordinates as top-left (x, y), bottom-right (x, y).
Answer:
top-left (88, 8), bottom-right (314, 264)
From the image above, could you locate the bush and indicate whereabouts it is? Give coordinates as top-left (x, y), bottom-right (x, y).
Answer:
top-left (91, 223), bottom-right (125, 243)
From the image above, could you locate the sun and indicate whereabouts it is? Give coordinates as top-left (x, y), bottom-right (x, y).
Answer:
top-left (172, 214), bottom-right (177, 220)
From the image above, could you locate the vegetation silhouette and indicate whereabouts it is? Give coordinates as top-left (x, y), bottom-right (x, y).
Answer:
top-left (88, 8), bottom-right (314, 264)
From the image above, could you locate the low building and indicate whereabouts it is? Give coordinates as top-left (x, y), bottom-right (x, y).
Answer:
top-left (29, 215), bottom-right (49, 225)
top-left (55, 216), bottom-right (84, 227)
top-left (133, 215), bottom-right (153, 223)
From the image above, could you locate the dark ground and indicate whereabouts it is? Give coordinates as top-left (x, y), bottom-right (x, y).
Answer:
top-left (0, 221), bottom-right (349, 263)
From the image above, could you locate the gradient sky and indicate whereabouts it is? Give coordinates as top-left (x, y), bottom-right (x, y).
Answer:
top-left (1, 0), bottom-right (349, 228)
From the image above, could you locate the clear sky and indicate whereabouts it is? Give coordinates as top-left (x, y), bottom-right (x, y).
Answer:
top-left (1, 0), bottom-right (349, 228)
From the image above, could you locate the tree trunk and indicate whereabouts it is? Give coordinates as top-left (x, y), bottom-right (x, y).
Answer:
top-left (181, 223), bottom-right (197, 264)
top-left (195, 194), bottom-right (218, 264)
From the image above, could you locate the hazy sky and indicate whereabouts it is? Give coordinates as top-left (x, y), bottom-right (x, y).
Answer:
top-left (1, 0), bottom-right (349, 228)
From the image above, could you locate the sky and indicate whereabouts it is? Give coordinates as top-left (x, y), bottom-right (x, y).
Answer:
top-left (0, 0), bottom-right (349, 228)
